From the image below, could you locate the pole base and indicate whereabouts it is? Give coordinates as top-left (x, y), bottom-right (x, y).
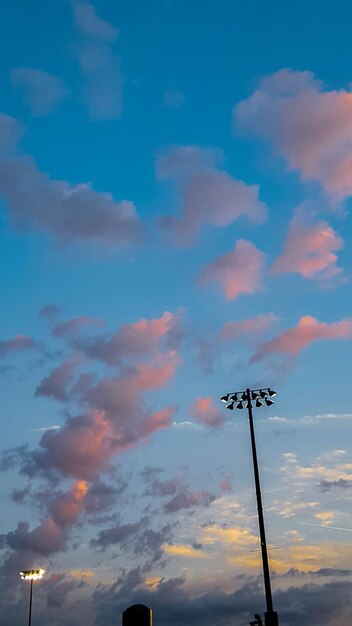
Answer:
top-left (265, 612), bottom-right (279, 626)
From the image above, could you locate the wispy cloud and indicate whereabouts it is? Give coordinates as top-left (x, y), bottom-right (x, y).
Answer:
top-left (11, 67), bottom-right (69, 116)
top-left (163, 543), bottom-right (207, 558)
top-left (221, 313), bottom-right (278, 340)
top-left (70, 0), bottom-right (122, 119)
top-left (280, 451), bottom-right (352, 485)
top-left (158, 146), bottom-right (266, 245)
top-left (163, 89), bottom-right (185, 109)
top-left (0, 335), bottom-right (37, 359)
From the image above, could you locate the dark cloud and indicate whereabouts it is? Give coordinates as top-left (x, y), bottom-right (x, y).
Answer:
top-left (0, 155), bottom-right (142, 247)
top-left (52, 316), bottom-right (104, 339)
top-left (319, 479), bottom-right (352, 491)
top-left (35, 358), bottom-right (79, 401)
top-left (43, 573), bottom-right (83, 608)
top-left (0, 114), bottom-right (142, 247)
top-left (164, 488), bottom-right (216, 513)
top-left (4, 519), bottom-right (67, 556)
top-left (93, 577), bottom-right (352, 626)
top-left (10, 485), bottom-right (30, 504)
top-left (141, 466), bottom-right (217, 513)
top-left (0, 444), bottom-right (28, 472)
top-left (313, 567), bottom-right (352, 577)
top-left (38, 304), bottom-right (64, 321)
top-left (133, 523), bottom-right (174, 564)
top-left (90, 520), bottom-right (144, 550)
top-left (84, 480), bottom-right (127, 515)
top-left (91, 517), bottom-right (174, 568)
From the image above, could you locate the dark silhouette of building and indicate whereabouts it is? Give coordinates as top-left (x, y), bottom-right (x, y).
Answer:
top-left (250, 615), bottom-right (263, 626)
top-left (122, 604), bottom-right (152, 626)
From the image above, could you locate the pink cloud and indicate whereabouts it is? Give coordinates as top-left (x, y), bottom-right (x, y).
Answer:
top-left (251, 315), bottom-right (352, 362)
top-left (5, 481), bottom-right (89, 558)
top-left (0, 334), bottom-right (36, 358)
top-left (272, 207), bottom-right (344, 281)
top-left (198, 239), bottom-right (265, 300)
top-left (49, 480), bottom-right (88, 527)
top-left (134, 352), bottom-right (180, 390)
top-left (30, 411), bottom-right (117, 480)
top-left (77, 311), bottom-right (180, 365)
top-left (158, 146), bottom-right (266, 245)
top-left (235, 68), bottom-right (352, 200)
top-left (29, 403), bottom-right (175, 481)
top-left (17, 310), bottom-right (181, 483)
top-left (28, 352), bottom-right (179, 480)
top-left (221, 313), bottom-right (278, 340)
top-left (81, 354), bottom-right (178, 452)
top-left (189, 397), bottom-right (225, 428)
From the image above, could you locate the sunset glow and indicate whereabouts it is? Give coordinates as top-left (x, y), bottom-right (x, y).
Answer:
top-left (1, 2), bottom-right (352, 625)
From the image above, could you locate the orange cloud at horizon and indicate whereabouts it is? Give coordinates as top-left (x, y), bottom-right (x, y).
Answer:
top-left (163, 543), bottom-right (208, 558)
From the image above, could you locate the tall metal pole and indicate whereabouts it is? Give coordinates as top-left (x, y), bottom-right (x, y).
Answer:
top-left (246, 389), bottom-right (278, 626)
top-left (28, 578), bottom-right (33, 626)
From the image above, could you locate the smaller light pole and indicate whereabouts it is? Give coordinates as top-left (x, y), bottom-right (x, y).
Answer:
top-left (220, 387), bottom-right (279, 626)
top-left (20, 569), bottom-right (45, 626)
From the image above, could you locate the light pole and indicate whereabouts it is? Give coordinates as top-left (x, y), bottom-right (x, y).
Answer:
top-left (220, 387), bottom-right (279, 626)
top-left (20, 569), bottom-right (45, 626)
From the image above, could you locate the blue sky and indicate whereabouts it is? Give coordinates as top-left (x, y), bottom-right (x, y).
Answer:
top-left (1, 2), bottom-right (352, 625)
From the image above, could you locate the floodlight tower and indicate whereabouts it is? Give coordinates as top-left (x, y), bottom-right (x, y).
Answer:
top-left (220, 387), bottom-right (279, 626)
top-left (20, 569), bottom-right (45, 626)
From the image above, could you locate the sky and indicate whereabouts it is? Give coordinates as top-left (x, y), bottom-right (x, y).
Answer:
top-left (1, 1), bottom-right (352, 624)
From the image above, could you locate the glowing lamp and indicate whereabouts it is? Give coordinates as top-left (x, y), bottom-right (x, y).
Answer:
top-left (20, 569), bottom-right (45, 580)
